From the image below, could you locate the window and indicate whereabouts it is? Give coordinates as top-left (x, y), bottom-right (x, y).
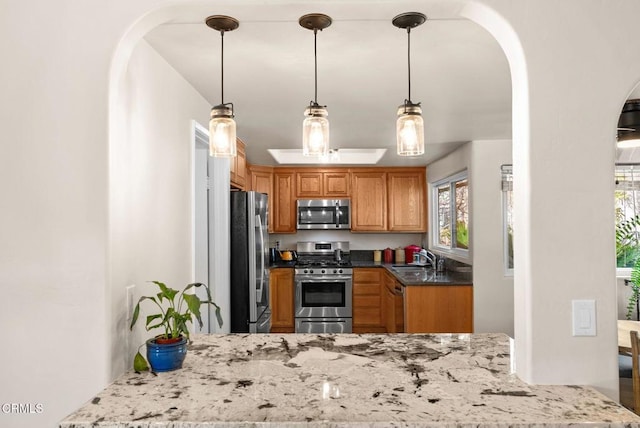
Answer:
top-left (616, 164), bottom-right (640, 268)
top-left (501, 165), bottom-right (514, 275)
top-left (431, 171), bottom-right (469, 256)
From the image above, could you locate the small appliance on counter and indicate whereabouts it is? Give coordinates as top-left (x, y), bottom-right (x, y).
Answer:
top-left (404, 245), bottom-right (421, 264)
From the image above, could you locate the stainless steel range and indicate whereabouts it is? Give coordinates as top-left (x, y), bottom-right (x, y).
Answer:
top-left (294, 241), bottom-right (352, 333)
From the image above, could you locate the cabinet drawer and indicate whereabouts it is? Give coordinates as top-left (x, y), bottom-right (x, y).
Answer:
top-left (353, 295), bottom-right (381, 307)
top-left (353, 283), bottom-right (381, 296)
top-left (353, 306), bottom-right (382, 325)
top-left (353, 269), bottom-right (382, 283)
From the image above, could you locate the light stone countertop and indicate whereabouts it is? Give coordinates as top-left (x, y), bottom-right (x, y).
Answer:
top-left (60, 333), bottom-right (640, 427)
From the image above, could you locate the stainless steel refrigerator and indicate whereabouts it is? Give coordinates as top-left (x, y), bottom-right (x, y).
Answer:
top-left (230, 191), bottom-right (271, 333)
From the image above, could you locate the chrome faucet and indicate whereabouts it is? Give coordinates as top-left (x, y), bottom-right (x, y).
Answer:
top-left (413, 249), bottom-right (436, 267)
top-left (424, 250), bottom-right (436, 268)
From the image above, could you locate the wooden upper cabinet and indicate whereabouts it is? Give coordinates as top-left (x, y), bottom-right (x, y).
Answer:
top-left (272, 169), bottom-right (296, 233)
top-left (296, 171), bottom-right (323, 197)
top-left (351, 170), bottom-right (387, 231)
top-left (324, 171), bottom-right (350, 197)
top-left (295, 169), bottom-right (350, 198)
top-left (387, 169), bottom-right (427, 232)
top-left (230, 138), bottom-right (247, 190)
top-left (248, 164), bottom-right (274, 233)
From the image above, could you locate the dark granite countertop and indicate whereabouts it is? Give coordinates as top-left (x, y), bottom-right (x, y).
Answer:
top-left (269, 261), bottom-right (296, 269)
top-left (269, 261), bottom-right (472, 285)
top-left (351, 261), bottom-right (473, 286)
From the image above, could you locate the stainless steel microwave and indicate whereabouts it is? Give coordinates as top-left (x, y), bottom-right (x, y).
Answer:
top-left (297, 199), bottom-right (351, 230)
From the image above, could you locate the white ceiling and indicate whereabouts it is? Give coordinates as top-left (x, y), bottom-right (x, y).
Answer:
top-left (143, 1), bottom-right (512, 166)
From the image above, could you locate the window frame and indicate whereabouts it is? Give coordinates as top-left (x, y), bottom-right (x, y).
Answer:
top-left (430, 170), bottom-right (470, 260)
top-left (615, 163), bottom-right (640, 274)
top-left (501, 164), bottom-right (514, 277)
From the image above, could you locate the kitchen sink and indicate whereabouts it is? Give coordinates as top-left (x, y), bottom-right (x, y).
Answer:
top-left (391, 265), bottom-right (430, 274)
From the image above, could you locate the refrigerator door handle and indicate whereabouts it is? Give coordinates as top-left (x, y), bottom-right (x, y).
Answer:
top-left (256, 214), bottom-right (265, 300)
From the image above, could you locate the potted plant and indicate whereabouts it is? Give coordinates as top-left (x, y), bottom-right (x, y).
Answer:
top-left (129, 281), bottom-right (223, 372)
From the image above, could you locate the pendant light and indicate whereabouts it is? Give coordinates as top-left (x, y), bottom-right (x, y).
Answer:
top-left (299, 13), bottom-right (332, 157)
top-left (393, 12), bottom-right (427, 156)
top-left (206, 15), bottom-right (239, 157)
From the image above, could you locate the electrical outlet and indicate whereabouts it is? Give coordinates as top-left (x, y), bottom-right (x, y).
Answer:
top-left (126, 284), bottom-right (135, 324)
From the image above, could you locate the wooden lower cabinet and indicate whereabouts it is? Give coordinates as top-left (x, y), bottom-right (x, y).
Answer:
top-left (383, 271), bottom-right (404, 333)
top-left (269, 268), bottom-right (294, 333)
top-left (352, 268), bottom-right (386, 333)
top-left (404, 285), bottom-right (473, 333)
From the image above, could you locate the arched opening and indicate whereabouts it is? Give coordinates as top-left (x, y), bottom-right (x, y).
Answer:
top-left (106, 0), bottom-right (521, 379)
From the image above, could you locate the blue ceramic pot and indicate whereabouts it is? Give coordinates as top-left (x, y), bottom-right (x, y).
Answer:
top-left (146, 336), bottom-right (188, 372)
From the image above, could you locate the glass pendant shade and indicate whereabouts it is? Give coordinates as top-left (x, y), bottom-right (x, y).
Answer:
top-left (396, 104), bottom-right (424, 156)
top-left (209, 105), bottom-right (237, 157)
top-left (206, 15), bottom-right (240, 158)
top-left (302, 105), bottom-right (329, 157)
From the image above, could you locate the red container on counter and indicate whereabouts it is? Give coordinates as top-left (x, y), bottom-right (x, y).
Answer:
top-left (383, 248), bottom-right (393, 263)
top-left (404, 245), bottom-right (421, 264)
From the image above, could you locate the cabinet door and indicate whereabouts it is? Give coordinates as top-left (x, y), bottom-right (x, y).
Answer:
top-left (324, 171), bottom-right (350, 197)
top-left (352, 268), bottom-right (385, 333)
top-left (404, 285), bottom-right (473, 333)
top-left (235, 140), bottom-right (247, 189)
top-left (230, 139), bottom-right (246, 190)
top-left (296, 172), bottom-right (323, 198)
top-left (249, 165), bottom-right (273, 233)
top-left (351, 171), bottom-right (387, 231)
top-left (387, 170), bottom-right (426, 232)
top-left (383, 273), bottom-right (396, 333)
top-left (269, 268), bottom-right (294, 333)
top-left (273, 170), bottom-right (296, 233)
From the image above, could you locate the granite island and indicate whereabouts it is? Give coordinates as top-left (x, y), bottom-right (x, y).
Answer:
top-left (60, 333), bottom-right (640, 427)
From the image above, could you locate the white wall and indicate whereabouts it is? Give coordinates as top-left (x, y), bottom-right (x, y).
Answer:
top-left (110, 40), bottom-right (211, 376)
top-left (469, 140), bottom-right (514, 336)
top-left (463, 0), bottom-right (640, 397)
top-left (427, 140), bottom-right (514, 336)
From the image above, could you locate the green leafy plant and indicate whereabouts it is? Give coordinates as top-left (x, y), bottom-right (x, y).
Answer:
top-left (456, 220), bottom-right (469, 249)
top-left (616, 214), bottom-right (640, 267)
top-left (627, 259), bottom-right (640, 320)
top-left (130, 281), bottom-right (223, 371)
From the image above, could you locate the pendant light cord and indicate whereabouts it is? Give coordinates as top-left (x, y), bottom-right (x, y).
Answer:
top-left (407, 27), bottom-right (411, 102)
top-left (220, 31), bottom-right (225, 104)
top-left (314, 28), bottom-right (318, 104)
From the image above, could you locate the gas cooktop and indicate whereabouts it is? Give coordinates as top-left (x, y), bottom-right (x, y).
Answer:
top-left (295, 259), bottom-right (352, 268)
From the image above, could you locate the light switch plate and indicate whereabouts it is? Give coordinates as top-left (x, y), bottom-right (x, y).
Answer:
top-left (572, 299), bottom-right (596, 336)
